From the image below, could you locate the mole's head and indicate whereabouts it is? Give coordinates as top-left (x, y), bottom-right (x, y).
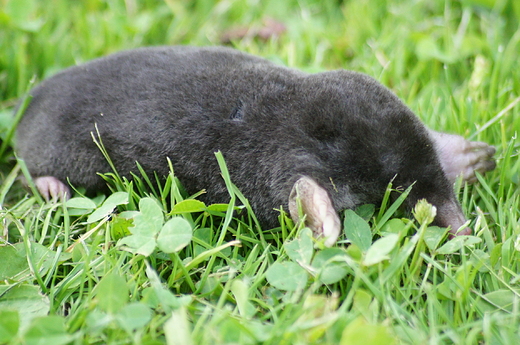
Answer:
top-left (276, 70), bottom-right (477, 244)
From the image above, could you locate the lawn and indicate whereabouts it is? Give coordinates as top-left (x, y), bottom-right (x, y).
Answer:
top-left (1, 0), bottom-right (520, 344)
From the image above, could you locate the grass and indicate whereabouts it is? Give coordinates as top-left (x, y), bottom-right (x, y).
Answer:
top-left (1, 0), bottom-right (520, 344)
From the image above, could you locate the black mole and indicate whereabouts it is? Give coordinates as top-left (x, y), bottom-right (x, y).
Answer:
top-left (16, 46), bottom-right (496, 246)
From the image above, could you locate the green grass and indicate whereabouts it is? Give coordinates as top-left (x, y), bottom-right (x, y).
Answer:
top-left (1, 0), bottom-right (520, 344)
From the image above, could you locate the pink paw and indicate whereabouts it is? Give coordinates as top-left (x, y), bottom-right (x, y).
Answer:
top-left (289, 176), bottom-right (341, 247)
top-left (35, 176), bottom-right (71, 201)
top-left (429, 131), bottom-right (496, 184)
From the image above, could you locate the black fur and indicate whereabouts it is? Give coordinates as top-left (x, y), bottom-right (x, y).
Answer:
top-left (17, 46), bottom-right (460, 229)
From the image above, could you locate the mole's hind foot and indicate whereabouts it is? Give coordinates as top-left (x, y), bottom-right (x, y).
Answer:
top-left (35, 176), bottom-right (71, 201)
top-left (429, 131), bottom-right (496, 184)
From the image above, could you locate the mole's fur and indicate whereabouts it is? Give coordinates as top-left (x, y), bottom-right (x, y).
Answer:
top-left (16, 46), bottom-right (496, 246)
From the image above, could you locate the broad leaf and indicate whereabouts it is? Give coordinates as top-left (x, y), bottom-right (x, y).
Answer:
top-left (88, 192), bottom-right (129, 223)
top-left (343, 209), bottom-right (372, 252)
top-left (266, 262), bottom-right (308, 291)
top-left (285, 228), bottom-right (314, 265)
top-left (157, 217), bottom-right (193, 253)
top-left (116, 303), bottom-right (152, 333)
top-left (312, 248), bottom-right (349, 284)
top-left (364, 234), bottom-right (399, 266)
top-left (24, 316), bottom-right (72, 345)
top-left (95, 272), bottom-right (129, 313)
top-left (131, 197), bottom-right (164, 236)
top-left (171, 199), bottom-right (206, 214)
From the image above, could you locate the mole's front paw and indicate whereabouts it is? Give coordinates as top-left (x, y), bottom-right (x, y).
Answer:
top-left (429, 131), bottom-right (496, 184)
top-left (35, 176), bottom-right (71, 201)
top-left (289, 176), bottom-right (341, 247)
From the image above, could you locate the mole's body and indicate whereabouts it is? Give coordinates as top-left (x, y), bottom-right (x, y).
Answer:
top-left (16, 46), bottom-right (495, 246)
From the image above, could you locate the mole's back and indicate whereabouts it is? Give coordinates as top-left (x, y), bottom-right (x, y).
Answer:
top-left (15, 46), bottom-right (303, 189)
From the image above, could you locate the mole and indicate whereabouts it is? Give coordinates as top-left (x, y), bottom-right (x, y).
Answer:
top-left (15, 46), bottom-right (496, 246)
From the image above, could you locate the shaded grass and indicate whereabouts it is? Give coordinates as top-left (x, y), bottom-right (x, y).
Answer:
top-left (1, 0), bottom-right (520, 344)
